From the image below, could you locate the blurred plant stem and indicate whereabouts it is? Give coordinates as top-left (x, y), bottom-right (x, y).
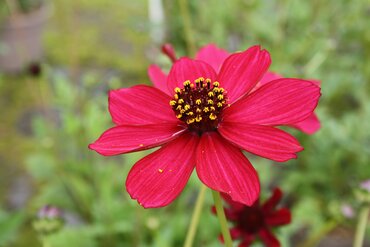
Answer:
top-left (183, 184), bottom-right (207, 247)
top-left (5, 0), bottom-right (20, 15)
top-left (178, 0), bottom-right (196, 56)
top-left (40, 236), bottom-right (51, 247)
top-left (353, 205), bottom-right (370, 247)
top-left (298, 220), bottom-right (337, 247)
top-left (212, 191), bottom-right (233, 247)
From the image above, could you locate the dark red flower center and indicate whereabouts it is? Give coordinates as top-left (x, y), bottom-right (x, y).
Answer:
top-left (239, 206), bottom-right (265, 233)
top-left (170, 77), bottom-right (227, 135)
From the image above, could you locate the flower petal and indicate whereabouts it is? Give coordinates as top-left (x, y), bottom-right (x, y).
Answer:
top-left (162, 43), bottom-right (177, 62)
top-left (250, 74), bottom-right (322, 134)
top-left (218, 227), bottom-right (243, 243)
top-left (238, 236), bottom-right (254, 247)
top-left (218, 122), bottom-right (303, 162)
top-left (195, 44), bottom-right (229, 72)
top-left (211, 205), bottom-right (240, 221)
top-left (217, 46), bottom-right (271, 103)
top-left (148, 64), bottom-right (169, 94)
top-left (88, 123), bottom-right (186, 156)
top-left (126, 132), bottom-right (199, 208)
top-left (289, 113), bottom-right (321, 134)
top-left (260, 72), bottom-right (283, 86)
top-left (222, 193), bottom-right (247, 212)
top-left (262, 188), bottom-right (283, 212)
top-left (223, 78), bottom-right (321, 126)
top-left (167, 57), bottom-right (217, 92)
top-left (258, 228), bottom-right (280, 247)
top-left (250, 71), bottom-right (283, 94)
top-left (230, 227), bottom-right (242, 240)
top-left (265, 208), bottom-right (291, 226)
top-left (196, 132), bottom-right (260, 206)
top-left (109, 85), bottom-right (177, 125)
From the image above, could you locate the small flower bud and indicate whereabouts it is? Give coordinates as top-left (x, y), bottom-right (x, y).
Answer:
top-left (33, 205), bottom-right (64, 235)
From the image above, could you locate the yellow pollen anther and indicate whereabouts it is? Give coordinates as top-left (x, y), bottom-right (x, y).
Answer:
top-left (186, 118), bottom-right (195, 124)
top-left (174, 94), bottom-right (179, 99)
top-left (219, 88), bottom-right (225, 93)
top-left (158, 169), bottom-right (163, 173)
top-left (213, 81), bottom-right (220, 87)
top-left (196, 108), bottom-right (202, 113)
top-left (207, 99), bottom-right (214, 105)
top-left (176, 114), bottom-right (182, 119)
top-left (209, 113), bottom-right (217, 120)
top-left (217, 95), bottom-right (224, 100)
top-left (170, 100), bottom-right (177, 106)
top-left (198, 77), bottom-right (204, 81)
top-left (190, 83), bottom-right (195, 88)
top-left (210, 106), bottom-right (216, 111)
top-left (203, 107), bottom-right (209, 112)
top-left (178, 99), bottom-right (184, 104)
top-left (186, 111), bottom-right (194, 116)
top-left (213, 88), bottom-right (219, 93)
top-left (195, 99), bottom-right (202, 105)
top-left (180, 109), bottom-right (185, 114)
top-left (208, 92), bottom-right (214, 97)
top-left (205, 78), bottom-right (211, 83)
top-left (195, 115), bottom-right (202, 122)
top-left (176, 105), bottom-right (182, 110)
top-left (174, 87), bottom-right (181, 93)
top-left (184, 104), bottom-right (191, 110)
top-left (217, 102), bottom-right (223, 108)
top-left (183, 80), bottom-right (191, 86)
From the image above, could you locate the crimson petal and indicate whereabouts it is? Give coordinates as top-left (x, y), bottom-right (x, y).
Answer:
top-left (109, 85), bottom-right (177, 125)
top-left (218, 122), bottom-right (303, 162)
top-left (88, 123), bottom-right (185, 156)
top-left (289, 113), bottom-right (321, 134)
top-left (196, 132), bottom-right (260, 206)
top-left (148, 64), bottom-right (169, 94)
top-left (259, 71), bottom-right (283, 86)
top-left (262, 188), bottom-right (283, 212)
top-left (167, 57), bottom-right (217, 92)
top-left (223, 78), bottom-right (321, 126)
top-left (126, 132), bottom-right (199, 208)
top-left (265, 208), bottom-right (292, 226)
top-left (217, 45), bottom-right (271, 103)
top-left (258, 228), bottom-right (280, 247)
top-left (195, 44), bottom-right (229, 73)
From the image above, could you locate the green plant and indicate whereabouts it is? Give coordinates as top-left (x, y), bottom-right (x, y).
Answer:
top-left (1, 0), bottom-right (43, 16)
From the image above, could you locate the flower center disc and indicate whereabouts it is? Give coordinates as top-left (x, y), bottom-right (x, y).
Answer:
top-left (239, 207), bottom-right (265, 233)
top-left (170, 77), bottom-right (227, 135)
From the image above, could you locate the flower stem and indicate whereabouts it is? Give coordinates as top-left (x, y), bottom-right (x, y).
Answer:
top-left (353, 205), bottom-right (370, 247)
top-left (5, 0), bottom-right (20, 15)
top-left (178, 0), bottom-right (196, 56)
top-left (183, 184), bottom-right (207, 247)
top-left (212, 190), bottom-right (233, 247)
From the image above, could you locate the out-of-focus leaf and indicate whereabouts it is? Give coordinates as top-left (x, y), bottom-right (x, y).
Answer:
top-left (0, 210), bottom-right (25, 246)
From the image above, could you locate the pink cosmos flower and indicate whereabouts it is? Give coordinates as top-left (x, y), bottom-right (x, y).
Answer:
top-left (214, 188), bottom-right (291, 247)
top-left (89, 45), bottom-right (321, 208)
top-left (149, 44), bottom-right (321, 134)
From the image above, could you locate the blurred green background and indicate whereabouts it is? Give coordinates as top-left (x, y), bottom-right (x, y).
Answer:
top-left (0, 0), bottom-right (369, 246)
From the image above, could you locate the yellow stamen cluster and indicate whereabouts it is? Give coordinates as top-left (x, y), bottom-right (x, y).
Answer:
top-left (169, 77), bottom-right (227, 134)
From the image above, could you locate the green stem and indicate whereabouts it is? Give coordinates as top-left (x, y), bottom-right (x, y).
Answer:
top-left (178, 0), bottom-right (196, 56)
top-left (183, 184), bottom-right (207, 247)
top-left (5, 0), bottom-right (20, 16)
top-left (212, 190), bottom-right (233, 247)
top-left (353, 205), bottom-right (370, 247)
